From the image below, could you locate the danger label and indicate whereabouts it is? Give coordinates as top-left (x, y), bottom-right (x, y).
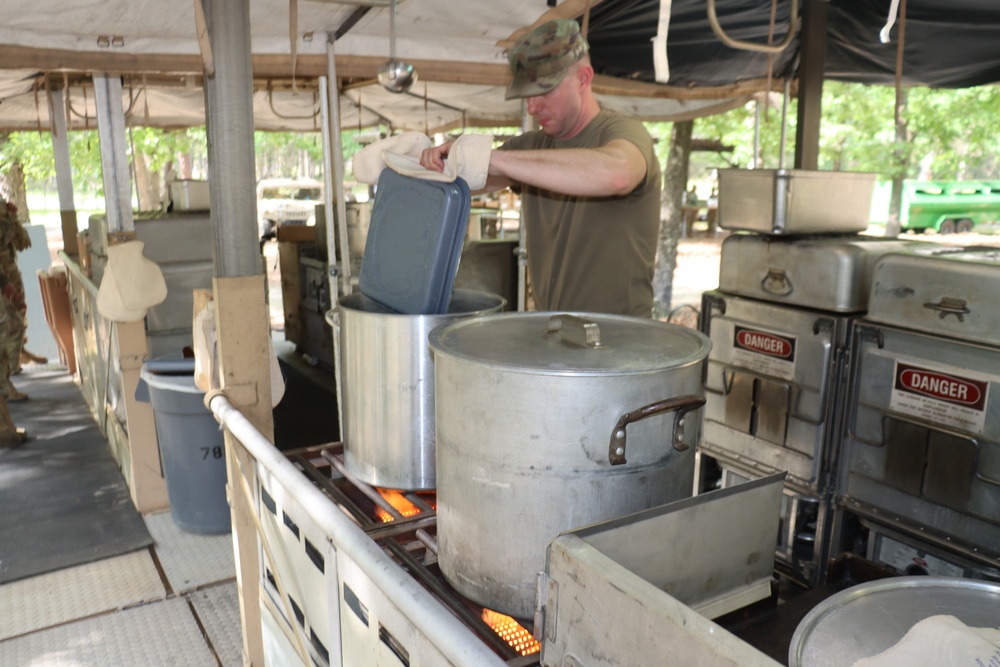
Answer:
top-left (732, 326), bottom-right (796, 380)
top-left (890, 360), bottom-right (991, 434)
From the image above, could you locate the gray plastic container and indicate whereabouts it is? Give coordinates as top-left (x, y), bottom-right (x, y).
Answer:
top-left (359, 169), bottom-right (471, 315)
top-left (136, 358), bottom-right (231, 534)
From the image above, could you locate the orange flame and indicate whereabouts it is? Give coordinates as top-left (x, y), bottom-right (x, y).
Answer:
top-left (374, 488), bottom-right (435, 523)
top-left (481, 608), bottom-right (540, 656)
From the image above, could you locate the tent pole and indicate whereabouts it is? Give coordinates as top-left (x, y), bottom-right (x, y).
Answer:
top-left (92, 74), bottom-right (133, 235)
top-left (324, 37), bottom-right (351, 448)
top-left (49, 86), bottom-right (79, 255)
top-left (325, 36), bottom-right (351, 300)
top-left (203, 0), bottom-right (259, 278)
top-left (201, 2), bottom-right (272, 667)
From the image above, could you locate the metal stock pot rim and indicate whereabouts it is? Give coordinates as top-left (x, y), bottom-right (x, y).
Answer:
top-left (428, 311), bottom-right (711, 375)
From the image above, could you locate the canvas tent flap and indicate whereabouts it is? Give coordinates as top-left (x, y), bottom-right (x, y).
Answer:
top-left (0, 0), bottom-right (997, 132)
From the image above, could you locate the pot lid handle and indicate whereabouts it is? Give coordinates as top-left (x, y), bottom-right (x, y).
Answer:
top-left (609, 395), bottom-right (706, 465)
top-left (547, 314), bottom-right (602, 348)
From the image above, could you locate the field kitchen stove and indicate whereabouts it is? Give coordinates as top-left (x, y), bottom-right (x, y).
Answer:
top-left (231, 425), bottom-right (788, 667)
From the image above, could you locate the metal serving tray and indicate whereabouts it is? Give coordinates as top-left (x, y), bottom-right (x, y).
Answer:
top-left (867, 245), bottom-right (1000, 345)
top-left (718, 233), bottom-right (932, 312)
top-left (718, 169), bottom-right (876, 235)
top-left (539, 473), bottom-right (786, 667)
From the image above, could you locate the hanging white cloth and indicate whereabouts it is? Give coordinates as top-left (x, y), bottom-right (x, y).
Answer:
top-left (653, 0), bottom-right (673, 83)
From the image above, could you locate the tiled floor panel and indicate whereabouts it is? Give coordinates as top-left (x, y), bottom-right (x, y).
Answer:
top-left (0, 510), bottom-right (243, 666)
top-left (0, 549), bottom-right (164, 641)
top-left (0, 597), bottom-right (218, 666)
top-left (145, 511), bottom-right (236, 593)
top-left (190, 582), bottom-right (243, 667)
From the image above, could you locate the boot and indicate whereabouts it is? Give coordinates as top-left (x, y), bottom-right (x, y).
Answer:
top-left (0, 426), bottom-right (27, 448)
top-left (0, 380), bottom-right (27, 402)
top-left (0, 400), bottom-right (26, 448)
top-left (20, 347), bottom-right (47, 365)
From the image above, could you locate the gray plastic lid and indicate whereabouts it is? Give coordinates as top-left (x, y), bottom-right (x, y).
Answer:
top-left (428, 312), bottom-right (711, 375)
top-left (358, 169), bottom-right (471, 315)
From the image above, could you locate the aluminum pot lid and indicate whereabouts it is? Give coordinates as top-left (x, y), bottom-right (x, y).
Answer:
top-left (428, 311), bottom-right (711, 375)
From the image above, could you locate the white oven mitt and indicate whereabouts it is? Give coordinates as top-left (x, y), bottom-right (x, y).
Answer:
top-left (852, 614), bottom-right (1000, 667)
top-left (96, 240), bottom-right (168, 322)
top-left (353, 132), bottom-right (493, 190)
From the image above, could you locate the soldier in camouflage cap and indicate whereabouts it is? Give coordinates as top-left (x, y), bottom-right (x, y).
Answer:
top-left (420, 18), bottom-right (661, 317)
top-left (505, 19), bottom-right (589, 100)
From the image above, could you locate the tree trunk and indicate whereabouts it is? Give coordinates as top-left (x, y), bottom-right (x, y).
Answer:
top-left (132, 149), bottom-right (161, 213)
top-left (652, 120), bottom-right (692, 319)
top-left (0, 133), bottom-right (30, 223)
top-left (886, 88), bottom-right (908, 237)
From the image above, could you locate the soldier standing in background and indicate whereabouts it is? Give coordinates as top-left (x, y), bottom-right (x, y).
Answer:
top-left (0, 199), bottom-right (27, 446)
top-left (0, 198), bottom-right (30, 403)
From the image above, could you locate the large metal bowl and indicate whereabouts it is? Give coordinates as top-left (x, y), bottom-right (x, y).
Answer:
top-left (789, 577), bottom-right (1000, 667)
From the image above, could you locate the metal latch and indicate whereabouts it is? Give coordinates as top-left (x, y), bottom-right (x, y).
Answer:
top-left (923, 296), bottom-right (970, 321)
top-left (761, 268), bottom-right (793, 296)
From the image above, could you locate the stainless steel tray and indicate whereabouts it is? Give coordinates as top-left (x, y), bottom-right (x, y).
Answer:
top-left (789, 577), bottom-right (1000, 667)
top-left (719, 169), bottom-right (876, 235)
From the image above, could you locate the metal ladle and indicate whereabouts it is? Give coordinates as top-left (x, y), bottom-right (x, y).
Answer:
top-left (377, 0), bottom-right (417, 93)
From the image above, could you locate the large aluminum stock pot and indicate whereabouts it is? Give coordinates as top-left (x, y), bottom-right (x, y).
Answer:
top-left (428, 312), bottom-right (711, 618)
top-left (334, 289), bottom-right (505, 490)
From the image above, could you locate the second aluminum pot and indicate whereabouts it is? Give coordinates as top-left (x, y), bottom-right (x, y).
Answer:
top-left (334, 289), bottom-right (505, 490)
top-left (428, 312), bottom-right (712, 618)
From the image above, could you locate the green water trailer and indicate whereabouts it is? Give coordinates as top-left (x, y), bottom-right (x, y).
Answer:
top-left (901, 180), bottom-right (1000, 234)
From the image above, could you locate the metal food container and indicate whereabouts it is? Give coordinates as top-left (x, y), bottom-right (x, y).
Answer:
top-left (334, 289), bottom-right (505, 491)
top-left (789, 577), bottom-right (1000, 667)
top-left (839, 317), bottom-right (1000, 563)
top-left (867, 245), bottom-right (1000, 344)
top-left (718, 169), bottom-right (877, 235)
top-left (429, 312), bottom-right (711, 618)
top-left (718, 234), bottom-right (933, 312)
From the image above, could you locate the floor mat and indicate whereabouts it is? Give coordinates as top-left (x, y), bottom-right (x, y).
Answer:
top-left (0, 368), bottom-right (153, 584)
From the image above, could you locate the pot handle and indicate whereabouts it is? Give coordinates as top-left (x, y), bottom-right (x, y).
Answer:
top-left (608, 394), bottom-right (706, 465)
top-left (547, 314), bottom-right (602, 348)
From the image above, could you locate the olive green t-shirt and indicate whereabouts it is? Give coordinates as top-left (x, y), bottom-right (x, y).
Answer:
top-left (500, 110), bottom-right (661, 317)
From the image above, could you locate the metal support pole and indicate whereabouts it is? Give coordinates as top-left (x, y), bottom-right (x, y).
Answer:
top-left (753, 99), bottom-right (762, 169)
top-left (794, 0), bottom-right (828, 170)
top-left (49, 88), bottom-right (75, 212)
top-left (516, 99), bottom-right (537, 312)
top-left (92, 74), bottom-right (134, 234)
top-left (203, 0), bottom-right (260, 278)
top-left (49, 87), bottom-right (80, 255)
top-left (325, 37), bottom-right (351, 299)
top-left (201, 4), bottom-right (271, 667)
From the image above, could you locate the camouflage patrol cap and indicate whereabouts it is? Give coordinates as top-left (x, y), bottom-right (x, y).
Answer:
top-left (505, 19), bottom-right (589, 101)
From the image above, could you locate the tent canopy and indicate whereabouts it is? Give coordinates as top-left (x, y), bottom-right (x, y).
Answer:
top-left (0, 0), bottom-right (996, 133)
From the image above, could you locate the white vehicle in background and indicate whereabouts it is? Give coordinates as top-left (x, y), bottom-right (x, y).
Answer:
top-left (257, 178), bottom-right (324, 241)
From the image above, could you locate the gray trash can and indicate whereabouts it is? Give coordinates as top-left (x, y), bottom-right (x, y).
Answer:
top-left (136, 358), bottom-right (231, 534)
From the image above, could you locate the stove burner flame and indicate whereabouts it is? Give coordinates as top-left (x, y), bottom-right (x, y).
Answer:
top-left (374, 488), bottom-right (435, 523)
top-left (481, 608), bottom-right (540, 656)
